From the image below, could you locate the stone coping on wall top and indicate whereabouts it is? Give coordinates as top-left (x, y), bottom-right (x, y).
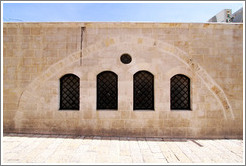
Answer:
top-left (3, 22), bottom-right (243, 29)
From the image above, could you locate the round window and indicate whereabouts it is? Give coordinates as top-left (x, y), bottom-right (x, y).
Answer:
top-left (120, 54), bottom-right (132, 64)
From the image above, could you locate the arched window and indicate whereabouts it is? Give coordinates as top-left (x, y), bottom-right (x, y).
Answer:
top-left (134, 71), bottom-right (154, 110)
top-left (97, 71), bottom-right (118, 110)
top-left (60, 74), bottom-right (80, 110)
top-left (170, 74), bottom-right (190, 110)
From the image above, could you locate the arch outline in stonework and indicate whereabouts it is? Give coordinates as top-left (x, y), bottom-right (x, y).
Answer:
top-left (16, 35), bottom-right (234, 124)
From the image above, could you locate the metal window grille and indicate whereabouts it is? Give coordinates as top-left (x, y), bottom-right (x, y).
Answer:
top-left (170, 74), bottom-right (190, 110)
top-left (134, 71), bottom-right (154, 110)
top-left (60, 74), bottom-right (80, 110)
top-left (97, 71), bottom-right (118, 110)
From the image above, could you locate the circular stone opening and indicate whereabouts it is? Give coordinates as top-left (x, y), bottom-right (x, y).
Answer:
top-left (120, 54), bottom-right (132, 64)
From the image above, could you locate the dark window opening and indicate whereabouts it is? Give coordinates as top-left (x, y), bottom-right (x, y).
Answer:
top-left (60, 74), bottom-right (80, 110)
top-left (120, 54), bottom-right (132, 64)
top-left (97, 71), bottom-right (118, 110)
top-left (134, 70), bottom-right (154, 110)
top-left (171, 74), bottom-right (190, 110)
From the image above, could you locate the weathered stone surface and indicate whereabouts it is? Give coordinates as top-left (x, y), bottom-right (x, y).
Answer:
top-left (3, 22), bottom-right (243, 138)
top-left (2, 134), bottom-right (244, 164)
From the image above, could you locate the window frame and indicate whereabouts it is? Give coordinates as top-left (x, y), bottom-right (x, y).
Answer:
top-left (133, 70), bottom-right (154, 111)
top-left (170, 74), bottom-right (191, 111)
top-left (59, 73), bottom-right (80, 111)
top-left (96, 71), bottom-right (118, 110)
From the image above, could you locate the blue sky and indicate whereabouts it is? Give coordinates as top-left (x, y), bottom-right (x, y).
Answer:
top-left (2, 2), bottom-right (244, 22)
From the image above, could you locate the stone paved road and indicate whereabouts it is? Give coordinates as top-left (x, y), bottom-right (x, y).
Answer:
top-left (2, 133), bottom-right (244, 164)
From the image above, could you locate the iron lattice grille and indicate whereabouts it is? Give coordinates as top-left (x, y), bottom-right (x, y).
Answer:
top-left (171, 74), bottom-right (190, 110)
top-left (134, 71), bottom-right (154, 110)
top-left (97, 71), bottom-right (118, 110)
top-left (120, 54), bottom-right (132, 64)
top-left (60, 74), bottom-right (80, 110)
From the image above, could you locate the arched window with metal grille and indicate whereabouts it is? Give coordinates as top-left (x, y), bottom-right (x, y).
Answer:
top-left (170, 74), bottom-right (191, 110)
top-left (133, 70), bottom-right (154, 110)
top-left (97, 71), bottom-right (118, 110)
top-left (60, 74), bottom-right (80, 110)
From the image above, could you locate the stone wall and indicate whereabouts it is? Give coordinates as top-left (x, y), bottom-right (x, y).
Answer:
top-left (3, 22), bottom-right (243, 138)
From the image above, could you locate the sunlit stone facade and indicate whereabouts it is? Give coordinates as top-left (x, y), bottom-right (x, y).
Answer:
top-left (3, 22), bottom-right (243, 138)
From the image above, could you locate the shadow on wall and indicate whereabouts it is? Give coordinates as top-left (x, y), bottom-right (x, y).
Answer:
top-left (3, 133), bottom-right (200, 143)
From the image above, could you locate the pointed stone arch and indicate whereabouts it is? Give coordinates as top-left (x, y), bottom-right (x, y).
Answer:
top-left (17, 35), bottom-right (234, 122)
